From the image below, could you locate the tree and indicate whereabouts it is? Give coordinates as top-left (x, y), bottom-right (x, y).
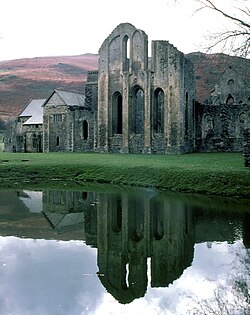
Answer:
top-left (187, 246), bottom-right (250, 315)
top-left (168, 0), bottom-right (250, 57)
top-left (0, 118), bottom-right (6, 131)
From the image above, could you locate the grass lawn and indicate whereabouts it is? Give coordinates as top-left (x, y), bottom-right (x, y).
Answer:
top-left (0, 151), bottom-right (249, 198)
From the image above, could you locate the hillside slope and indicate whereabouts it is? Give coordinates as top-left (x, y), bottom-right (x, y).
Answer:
top-left (0, 54), bottom-right (99, 118)
top-left (0, 52), bottom-right (249, 120)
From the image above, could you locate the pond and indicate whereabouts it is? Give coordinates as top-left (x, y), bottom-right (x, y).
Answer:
top-left (0, 186), bottom-right (249, 315)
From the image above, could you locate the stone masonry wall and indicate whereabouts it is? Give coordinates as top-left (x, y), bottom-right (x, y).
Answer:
top-left (243, 128), bottom-right (250, 167)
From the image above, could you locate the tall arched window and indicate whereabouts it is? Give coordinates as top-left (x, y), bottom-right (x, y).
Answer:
top-left (122, 35), bottom-right (130, 71)
top-left (112, 198), bottom-right (122, 233)
top-left (130, 86), bottom-right (144, 134)
top-left (239, 112), bottom-right (247, 136)
top-left (153, 88), bottom-right (164, 134)
top-left (129, 199), bottom-right (144, 242)
top-left (185, 92), bottom-right (189, 135)
top-left (56, 136), bottom-right (60, 146)
top-left (83, 120), bottom-right (88, 140)
top-left (151, 204), bottom-right (164, 240)
top-left (203, 115), bottom-right (214, 138)
top-left (112, 92), bottom-right (123, 135)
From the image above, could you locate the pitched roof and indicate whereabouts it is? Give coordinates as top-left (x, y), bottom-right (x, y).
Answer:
top-left (19, 99), bottom-right (46, 125)
top-left (55, 89), bottom-right (86, 107)
top-left (23, 115), bottom-right (43, 125)
top-left (19, 99), bottom-right (45, 117)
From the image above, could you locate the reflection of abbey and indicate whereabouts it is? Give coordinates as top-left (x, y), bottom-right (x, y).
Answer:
top-left (41, 189), bottom-right (250, 304)
top-left (3, 188), bottom-right (248, 304)
top-left (4, 23), bottom-right (250, 154)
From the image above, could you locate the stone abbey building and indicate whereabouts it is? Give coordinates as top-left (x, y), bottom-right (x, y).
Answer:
top-left (4, 23), bottom-right (250, 154)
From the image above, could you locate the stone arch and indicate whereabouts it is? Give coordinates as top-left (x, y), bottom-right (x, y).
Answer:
top-left (239, 112), bottom-right (247, 136)
top-left (226, 94), bottom-right (235, 105)
top-left (82, 120), bottom-right (88, 140)
top-left (203, 114), bottom-right (214, 138)
top-left (112, 92), bottom-right (123, 135)
top-left (108, 35), bottom-right (122, 71)
top-left (153, 88), bottom-right (164, 134)
top-left (130, 85), bottom-right (144, 134)
top-left (131, 29), bottom-right (147, 72)
top-left (228, 79), bottom-right (234, 86)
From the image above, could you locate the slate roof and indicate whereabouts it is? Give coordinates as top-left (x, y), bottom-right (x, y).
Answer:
top-left (54, 89), bottom-right (86, 107)
top-left (23, 115), bottom-right (43, 125)
top-left (20, 99), bottom-right (46, 125)
top-left (43, 210), bottom-right (85, 233)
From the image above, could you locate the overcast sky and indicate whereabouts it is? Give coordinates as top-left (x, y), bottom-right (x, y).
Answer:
top-left (0, 0), bottom-right (246, 61)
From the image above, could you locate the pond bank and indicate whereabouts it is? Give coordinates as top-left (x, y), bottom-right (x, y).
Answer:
top-left (0, 152), bottom-right (249, 199)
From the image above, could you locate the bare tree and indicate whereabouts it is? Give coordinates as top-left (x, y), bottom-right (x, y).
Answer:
top-left (186, 246), bottom-right (250, 315)
top-left (168, 0), bottom-right (250, 57)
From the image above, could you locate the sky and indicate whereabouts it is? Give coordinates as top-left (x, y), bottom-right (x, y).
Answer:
top-left (0, 236), bottom-right (247, 314)
top-left (0, 0), bottom-right (246, 61)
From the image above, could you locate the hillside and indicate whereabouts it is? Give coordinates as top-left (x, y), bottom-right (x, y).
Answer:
top-left (0, 52), bottom-right (249, 120)
top-left (0, 54), bottom-right (99, 119)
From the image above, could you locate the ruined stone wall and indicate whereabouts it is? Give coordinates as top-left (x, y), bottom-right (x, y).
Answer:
top-left (151, 41), bottom-right (195, 154)
top-left (72, 108), bottom-right (95, 152)
top-left (195, 103), bottom-right (250, 152)
top-left (85, 71), bottom-right (98, 111)
top-left (243, 128), bottom-right (250, 167)
top-left (195, 66), bottom-right (250, 152)
top-left (22, 124), bottom-right (43, 153)
top-left (98, 23), bottom-right (149, 153)
top-left (184, 58), bottom-right (195, 152)
top-left (4, 117), bottom-right (43, 153)
top-left (97, 23), bottom-right (195, 154)
top-left (85, 71), bottom-right (98, 151)
top-left (4, 118), bottom-right (18, 152)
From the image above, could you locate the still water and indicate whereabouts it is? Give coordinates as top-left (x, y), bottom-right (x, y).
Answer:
top-left (0, 186), bottom-right (249, 315)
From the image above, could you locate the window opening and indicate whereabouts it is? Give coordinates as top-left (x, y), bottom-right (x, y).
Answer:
top-left (112, 92), bottom-right (123, 135)
top-left (123, 35), bottom-right (130, 71)
top-left (226, 94), bottom-right (234, 105)
top-left (112, 198), bottom-right (122, 233)
top-left (185, 92), bottom-right (189, 135)
top-left (131, 87), bottom-right (144, 134)
top-left (83, 120), bottom-right (88, 140)
top-left (153, 88), bottom-right (164, 134)
top-left (53, 114), bottom-right (62, 122)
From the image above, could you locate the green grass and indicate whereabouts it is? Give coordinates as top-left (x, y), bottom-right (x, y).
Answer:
top-left (0, 152), bottom-right (249, 198)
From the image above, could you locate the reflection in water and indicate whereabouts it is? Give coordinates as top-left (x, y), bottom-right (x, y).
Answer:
top-left (0, 187), bottom-right (249, 314)
top-left (41, 189), bottom-right (196, 303)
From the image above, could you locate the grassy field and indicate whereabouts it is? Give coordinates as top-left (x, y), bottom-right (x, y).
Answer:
top-left (0, 151), bottom-right (249, 198)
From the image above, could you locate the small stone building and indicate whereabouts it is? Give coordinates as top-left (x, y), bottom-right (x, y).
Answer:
top-left (43, 89), bottom-right (95, 152)
top-left (4, 99), bottom-right (45, 152)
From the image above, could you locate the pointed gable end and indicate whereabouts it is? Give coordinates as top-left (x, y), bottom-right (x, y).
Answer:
top-left (43, 89), bottom-right (86, 109)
